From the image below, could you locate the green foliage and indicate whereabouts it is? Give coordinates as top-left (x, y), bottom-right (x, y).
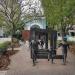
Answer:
top-left (41, 0), bottom-right (61, 27)
top-left (41, 0), bottom-right (75, 29)
top-left (0, 41), bottom-right (10, 54)
top-left (0, 0), bottom-right (22, 35)
top-left (0, 41), bottom-right (10, 48)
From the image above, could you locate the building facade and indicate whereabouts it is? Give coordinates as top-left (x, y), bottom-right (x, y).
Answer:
top-left (22, 17), bottom-right (46, 40)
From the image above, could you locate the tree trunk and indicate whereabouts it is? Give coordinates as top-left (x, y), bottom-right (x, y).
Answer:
top-left (11, 23), bottom-right (15, 51)
top-left (11, 37), bottom-right (14, 51)
top-left (61, 18), bottom-right (66, 41)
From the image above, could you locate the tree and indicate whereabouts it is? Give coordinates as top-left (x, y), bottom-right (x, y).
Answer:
top-left (0, 0), bottom-right (42, 50)
top-left (41, 0), bottom-right (75, 38)
top-left (0, 0), bottom-right (22, 51)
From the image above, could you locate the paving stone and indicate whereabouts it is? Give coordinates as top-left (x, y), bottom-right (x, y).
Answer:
top-left (5, 42), bottom-right (75, 75)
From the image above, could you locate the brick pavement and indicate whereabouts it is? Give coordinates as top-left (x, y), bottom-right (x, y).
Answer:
top-left (3, 41), bottom-right (75, 75)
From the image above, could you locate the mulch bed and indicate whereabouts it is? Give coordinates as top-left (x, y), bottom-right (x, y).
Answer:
top-left (6, 50), bottom-right (19, 56)
top-left (70, 44), bottom-right (75, 55)
top-left (0, 54), bottom-right (10, 70)
top-left (0, 50), bottom-right (19, 70)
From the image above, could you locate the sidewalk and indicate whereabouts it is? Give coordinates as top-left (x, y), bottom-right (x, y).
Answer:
top-left (2, 42), bottom-right (75, 75)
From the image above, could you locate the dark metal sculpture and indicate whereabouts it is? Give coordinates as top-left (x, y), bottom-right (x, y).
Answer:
top-left (29, 27), bottom-right (66, 65)
top-left (50, 29), bottom-right (57, 63)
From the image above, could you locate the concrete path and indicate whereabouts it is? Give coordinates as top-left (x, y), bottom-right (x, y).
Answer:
top-left (1, 41), bottom-right (75, 75)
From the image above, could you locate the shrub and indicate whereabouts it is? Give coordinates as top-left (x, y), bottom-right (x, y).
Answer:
top-left (0, 41), bottom-right (10, 55)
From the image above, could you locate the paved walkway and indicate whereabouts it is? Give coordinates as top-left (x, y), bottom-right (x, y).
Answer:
top-left (0, 41), bottom-right (75, 75)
